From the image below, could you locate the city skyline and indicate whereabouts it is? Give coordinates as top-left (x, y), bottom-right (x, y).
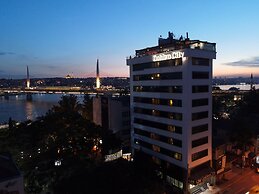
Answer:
top-left (1, 0), bottom-right (259, 78)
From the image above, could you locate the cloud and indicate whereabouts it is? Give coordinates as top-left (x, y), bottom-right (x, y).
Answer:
top-left (0, 52), bottom-right (15, 56)
top-left (225, 57), bottom-right (259, 67)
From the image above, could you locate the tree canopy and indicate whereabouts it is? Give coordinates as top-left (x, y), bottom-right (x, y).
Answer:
top-left (0, 94), bottom-right (166, 194)
top-left (229, 90), bottom-right (259, 150)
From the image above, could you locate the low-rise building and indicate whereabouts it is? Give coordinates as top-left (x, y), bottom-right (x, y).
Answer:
top-left (93, 95), bottom-right (130, 146)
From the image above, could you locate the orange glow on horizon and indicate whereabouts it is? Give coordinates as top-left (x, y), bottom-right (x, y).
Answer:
top-left (214, 64), bottom-right (259, 77)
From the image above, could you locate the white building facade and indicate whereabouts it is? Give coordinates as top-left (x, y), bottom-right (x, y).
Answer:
top-left (127, 32), bottom-right (216, 193)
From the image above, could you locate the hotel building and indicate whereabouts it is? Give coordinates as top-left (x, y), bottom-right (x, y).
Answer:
top-left (127, 32), bottom-right (216, 193)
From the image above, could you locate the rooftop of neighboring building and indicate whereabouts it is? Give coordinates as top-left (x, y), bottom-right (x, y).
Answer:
top-left (111, 95), bottom-right (130, 105)
top-left (94, 94), bottom-right (130, 105)
top-left (0, 154), bottom-right (21, 182)
top-left (130, 31), bottom-right (216, 58)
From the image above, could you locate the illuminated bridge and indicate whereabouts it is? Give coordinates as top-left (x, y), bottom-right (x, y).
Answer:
top-left (0, 86), bottom-right (121, 96)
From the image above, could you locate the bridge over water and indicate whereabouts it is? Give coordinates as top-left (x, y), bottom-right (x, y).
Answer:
top-left (0, 86), bottom-right (123, 98)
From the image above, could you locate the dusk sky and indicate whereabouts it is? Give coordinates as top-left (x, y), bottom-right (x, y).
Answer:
top-left (1, 0), bottom-right (259, 78)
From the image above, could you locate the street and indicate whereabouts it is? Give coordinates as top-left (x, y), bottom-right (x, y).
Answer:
top-left (218, 166), bottom-right (259, 194)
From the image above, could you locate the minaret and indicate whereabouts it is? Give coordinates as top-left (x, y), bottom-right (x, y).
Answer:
top-left (26, 65), bottom-right (30, 88)
top-left (250, 73), bottom-right (254, 90)
top-left (96, 59), bottom-right (100, 89)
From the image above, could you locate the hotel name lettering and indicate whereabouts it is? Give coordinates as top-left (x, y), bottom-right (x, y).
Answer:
top-left (153, 51), bottom-right (184, 62)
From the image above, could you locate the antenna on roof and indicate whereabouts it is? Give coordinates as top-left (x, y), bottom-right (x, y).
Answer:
top-left (186, 32), bottom-right (189, 40)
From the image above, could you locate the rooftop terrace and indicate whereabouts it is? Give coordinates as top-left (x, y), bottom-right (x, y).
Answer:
top-left (129, 32), bottom-right (216, 59)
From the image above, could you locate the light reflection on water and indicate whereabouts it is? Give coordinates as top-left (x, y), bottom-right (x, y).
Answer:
top-left (0, 93), bottom-right (85, 123)
top-left (25, 101), bottom-right (33, 121)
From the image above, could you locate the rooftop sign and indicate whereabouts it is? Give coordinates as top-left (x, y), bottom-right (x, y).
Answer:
top-left (153, 51), bottom-right (184, 62)
top-left (104, 150), bottom-right (122, 162)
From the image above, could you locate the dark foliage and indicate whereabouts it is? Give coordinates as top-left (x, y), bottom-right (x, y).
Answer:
top-left (0, 94), bottom-right (165, 194)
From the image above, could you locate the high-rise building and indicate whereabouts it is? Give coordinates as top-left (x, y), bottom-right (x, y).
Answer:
top-left (96, 59), bottom-right (100, 89)
top-left (127, 32), bottom-right (216, 193)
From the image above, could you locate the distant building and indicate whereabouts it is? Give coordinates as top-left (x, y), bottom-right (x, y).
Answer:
top-left (65, 74), bottom-right (73, 79)
top-left (93, 95), bottom-right (130, 145)
top-left (0, 154), bottom-right (24, 194)
top-left (127, 32), bottom-right (216, 193)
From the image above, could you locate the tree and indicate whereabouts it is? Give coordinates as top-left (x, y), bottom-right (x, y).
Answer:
top-left (0, 95), bottom-right (121, 193)
top-left (0, 94), bottom-right (170, 194)
top-left (51, 94), bottom-right (81, 115)
top-left (81, 94), bottom-right (93, 121)
top-left (229, 90), bottom-right (259, 152)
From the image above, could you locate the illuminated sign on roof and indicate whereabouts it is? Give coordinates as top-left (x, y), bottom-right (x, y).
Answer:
top-left (104, 150), bottom-right (122, 162)
top-left (153, 51), bottom-right (184, 62)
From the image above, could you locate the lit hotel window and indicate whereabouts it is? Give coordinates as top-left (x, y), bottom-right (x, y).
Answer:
top-left (168, 138), bottom-right (174, 145)
top-left (152, 98), bottom-right (159, 105)
top-left (152, 145), bottom-right (160, 152)
top-left (168, 125), bottom-right (175, 132)
top-left (169, 99), bottom-right (173, 106)
top-left (152, 109), bottom-right (159, 116)
top-left (174, 153), bottom-right (182, 160)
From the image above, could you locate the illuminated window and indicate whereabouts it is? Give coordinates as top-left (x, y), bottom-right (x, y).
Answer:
top-left (166, 176), bottom-right (184, 189)
top-left (55, 160), bottom-right (62, 166)
top-left (168, 125), bottom-right (175, 132)
top-left (174, 153), bottom-right (182, 160)
top-left (169, 99), bottom-right (173, 106)
top-left (152, 98), bottom-right (160, 105)
top-left (169, 113), bottom-right (174, 119)
top-left (189, 184), bottom-right (195, 189)
top-left (168, 138), bottom-right (174, 144)
top-left (92, 145), bottom-right (98, 151)
top-left (155, 73), bottom-right (160, 79)
top-left (150, 133), bottom-right (160, 140)
top-left (152, 145), bottom-right (160, 152)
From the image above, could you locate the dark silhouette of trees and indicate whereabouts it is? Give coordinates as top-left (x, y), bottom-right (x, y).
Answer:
top-left (0, 94), bottom-right (167, 194)
top-left (229, 90), bottom-right (259, 151)
top-left (53, 158), bottom-right (166, 194)
top-left (81, 94), bottom-right (93, 121)
top-left (0, 95), bottom-right (116, 193)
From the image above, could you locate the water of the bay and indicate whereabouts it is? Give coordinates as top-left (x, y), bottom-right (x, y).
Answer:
top-left (1, 84), bottom-right (259, 124)
top-left (0, 93), bottom-right (85, 124)
top-left (216, 84), bottom-right (259, 90)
